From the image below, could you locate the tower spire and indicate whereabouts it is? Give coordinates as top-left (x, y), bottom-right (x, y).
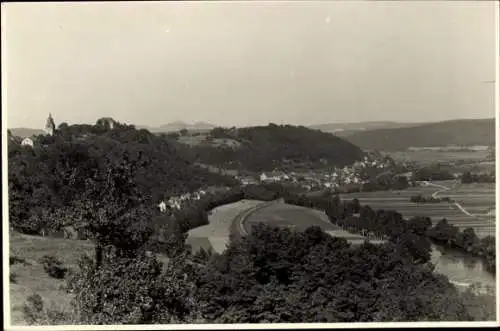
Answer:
top-left (44, 113), bottom-right (56, 136)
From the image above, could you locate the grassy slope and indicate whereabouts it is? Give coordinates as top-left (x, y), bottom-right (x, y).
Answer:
top-left (9, 232), bottom-right (94, 325)
top-left (8, 231), bottom-right (170, 325)
top-left (342, 118), bottom-right (494, 151)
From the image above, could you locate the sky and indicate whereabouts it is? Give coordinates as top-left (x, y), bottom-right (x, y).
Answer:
top-left (2, 1), bottom-right (498, 129)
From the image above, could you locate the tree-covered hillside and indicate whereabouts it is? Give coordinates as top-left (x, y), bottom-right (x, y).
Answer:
top-left (342, 118), bottom-right (494, 151)
top-left (181, 124), bottom-right (365, 172)
top-left (8, 118), bottom-right (239, 234)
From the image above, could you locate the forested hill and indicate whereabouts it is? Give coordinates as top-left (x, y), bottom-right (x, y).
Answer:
top-left (8, 119), bottom-right (238, 225)
top-left (341, 118), bottom-right (494, 151)
top-left (180, 124), bottom-right (365, 172)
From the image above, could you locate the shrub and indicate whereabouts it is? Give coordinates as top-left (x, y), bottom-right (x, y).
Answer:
top-left (70, 251), bottom-right (201, 324)
top-left (10, 272), bottom-right (18, 284)
top-left (22, 293), bottom-right (78, 325)
top-left (23, 294), bottom-right (44, 324)
top-left (10, 255), bottom-right (29, 266)
top-left (39, 255), bottom-right (68, 279)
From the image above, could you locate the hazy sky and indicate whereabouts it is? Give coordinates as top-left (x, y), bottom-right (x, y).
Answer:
top-left (2, 1), bottom-right (497, 128)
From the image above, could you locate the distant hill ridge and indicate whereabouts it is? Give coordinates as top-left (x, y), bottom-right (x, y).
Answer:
top-left (138, 121), bottom-right (216, 133)
top-left (308, 121), bottom-right (416, 134)
top-left (8, 128), bottom-right (44, 138)
top-left (339, 118), bottom-right (495, 151)
top-left (10, 118), bottom-right (494, 151)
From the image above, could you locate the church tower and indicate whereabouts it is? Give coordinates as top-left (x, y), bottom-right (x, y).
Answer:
top-left (44, 113), bottom-right (56, 136)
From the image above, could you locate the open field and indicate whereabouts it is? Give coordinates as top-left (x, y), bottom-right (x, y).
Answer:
top-left (340, 183), bottom-right (495, 238)
top-left (186, 199), bottom-right (265, 253)
top-left (388, 150), bottom-right (490, 165)
top-left (244, 202), bottom-right (385, 244)
top-left (436, 183), bottom-right (495, 222)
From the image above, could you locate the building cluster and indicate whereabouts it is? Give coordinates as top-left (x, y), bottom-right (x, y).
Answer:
top-left (235, 155), bottom-right (397, 192)
top-left (157, 186), bottom-right (232, 212)
top-left (158, 189), bottom-right (208, 212)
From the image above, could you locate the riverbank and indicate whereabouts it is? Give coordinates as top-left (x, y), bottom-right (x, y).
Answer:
top-left (431, 244), bottom-right (496, 290)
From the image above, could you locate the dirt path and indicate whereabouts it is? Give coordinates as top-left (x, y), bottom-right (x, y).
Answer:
top-left (425, 180), bottom-right (493, 223)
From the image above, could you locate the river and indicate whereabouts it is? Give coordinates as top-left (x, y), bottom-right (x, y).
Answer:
top-left (431, 244), bottom-right (496, 290)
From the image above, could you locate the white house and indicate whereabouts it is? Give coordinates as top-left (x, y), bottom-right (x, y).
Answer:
top-left (158, 201), bottom-right (167, 213)
top-left (21, 137), bottom-right (34, 147)
top-left (260, 173), bottom-right (268, 182)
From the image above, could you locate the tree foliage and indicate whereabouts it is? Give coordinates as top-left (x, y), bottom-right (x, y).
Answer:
top-left (189, 224), bottom-right (471, 322)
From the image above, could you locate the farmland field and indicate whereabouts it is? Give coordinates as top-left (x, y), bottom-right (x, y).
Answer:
top-left (340, 182), bottom-right (495, 238)
top-left (388, 150), bottom-right (490, 165)
top-left (437, 183), bottom-right (495, 222)
top-left (244, 202), bottom-right (383, 244)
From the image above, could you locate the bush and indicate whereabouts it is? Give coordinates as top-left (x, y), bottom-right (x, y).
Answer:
top-left (70, 251), bottom-right (202, 324)
top-left (23, 294), bottom-right (44, 324)
top-left (10, 272), bottom-right (18, 284)
top-left (39, 255), bottom-right (68, 279)
top-left (22, 293), bottom-right (77, 325)
top-left (10, 255), bottom-right (29, 266)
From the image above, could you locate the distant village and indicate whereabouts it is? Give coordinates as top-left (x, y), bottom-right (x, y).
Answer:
top-left (160, 155), bottom-right (408, 212)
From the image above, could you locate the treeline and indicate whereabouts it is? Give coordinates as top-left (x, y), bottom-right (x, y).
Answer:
top-left (412, 165), bottom-right (455, 181)
top-left (410, 194), bottom-right (452, 203)
top-left (460, 171), bottom-right (495, 184)
top-left (283, 192), bottom-right (495, 275)
top-left (8, 118), bottom-right (238, 236)
top-left (182, 124), bottom-right (365, 172)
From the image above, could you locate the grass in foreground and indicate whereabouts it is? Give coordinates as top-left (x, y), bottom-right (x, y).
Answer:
top-left (9, 231), bottom-right (95, 325)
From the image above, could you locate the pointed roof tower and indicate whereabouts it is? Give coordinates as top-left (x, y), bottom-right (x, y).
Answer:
top-left (44, 113), bottom-right (56, 136)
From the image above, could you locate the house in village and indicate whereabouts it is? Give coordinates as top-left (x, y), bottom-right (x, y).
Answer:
top-left (158, 201), bottom-right (167, 213)
top-left (241, 176), bottom-right (258, 186)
